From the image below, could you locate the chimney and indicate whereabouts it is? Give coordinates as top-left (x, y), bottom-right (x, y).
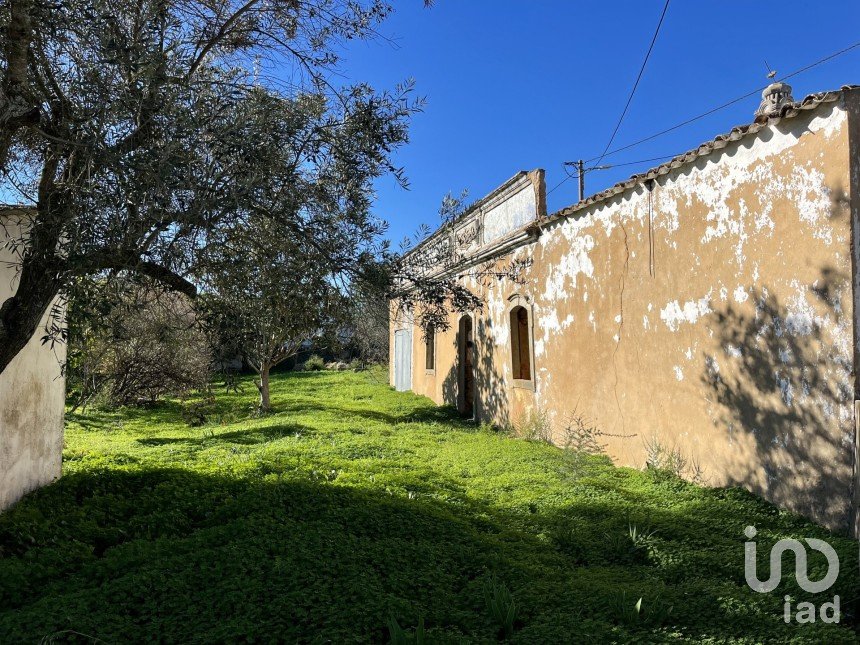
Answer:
top-left (754, 81), bottom-right (794, 120)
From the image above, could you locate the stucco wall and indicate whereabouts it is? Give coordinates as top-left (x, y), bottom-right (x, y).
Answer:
top-left (0, 213), bottom-right (66, 510)
top-left (394, 93), bottom-right (859, 532)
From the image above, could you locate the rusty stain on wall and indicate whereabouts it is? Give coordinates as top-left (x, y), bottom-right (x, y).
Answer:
top-left (392, 86), bottom-right (860, 534)
top-left (0, 210), bottom-right (66, 511)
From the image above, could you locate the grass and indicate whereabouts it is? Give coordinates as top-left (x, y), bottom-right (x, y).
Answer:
top-left (1, 368), bottom-right (858, 643)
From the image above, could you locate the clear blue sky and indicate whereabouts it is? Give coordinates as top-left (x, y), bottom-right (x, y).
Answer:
top-left (337, 1), bottom-right (860, 246)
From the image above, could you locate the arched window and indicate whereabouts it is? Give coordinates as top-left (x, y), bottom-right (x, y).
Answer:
top-left (510, 305), bottom-right (531, 381)
top-left (424, 324), bottom-right (435, 371)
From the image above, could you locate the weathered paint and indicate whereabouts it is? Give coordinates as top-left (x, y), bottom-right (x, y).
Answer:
top-left (0, 211), bottom-right (66, 510)
top-left (393, 89), bottom-right (860, 533)
top-left (483, 182), bottom-right (538, 244)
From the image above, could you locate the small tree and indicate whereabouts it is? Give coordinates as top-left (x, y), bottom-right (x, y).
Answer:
top-left (202, 220), bottom-right (343, 412)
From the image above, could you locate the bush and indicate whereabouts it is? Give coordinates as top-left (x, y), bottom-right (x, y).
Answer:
top-left (643, 435), bottom-right (707, 484)
top-left (303, 354), bottom-right (325, 371)
top-left (67, 289), bottom-right (212, 409)
top-left (511, 407), bottom-right (553, 443)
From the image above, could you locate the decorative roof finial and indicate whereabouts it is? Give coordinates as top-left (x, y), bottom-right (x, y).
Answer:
top-left (755, 79), bottom-right (794, 120)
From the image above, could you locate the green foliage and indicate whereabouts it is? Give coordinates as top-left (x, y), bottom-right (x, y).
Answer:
top-left (0, 369), bottom-right (858, 643)
top-left (610, 592), bottom-right (673, 627)
top-left (387, 614), bottom-right (425, 645)
top-left (180, 395), bottom-right (218, 428)
top-left (482, 574), bottom-right (519, 639)
top-left (643, 435), bottom-right (707, 484)
top-left (602, 522), bottom-right (657, 566)
top-left (510, 407), bottom-right (553, 443)
top-left (303, 354), bottom-right (326, 371)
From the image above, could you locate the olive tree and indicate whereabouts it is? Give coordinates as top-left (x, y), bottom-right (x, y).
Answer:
top-left (0, 0), bottom-right (418, 376)
top-left (201, 219), bottom-right (344, 412)
top-left (192, 82), bottom-right (404, 411)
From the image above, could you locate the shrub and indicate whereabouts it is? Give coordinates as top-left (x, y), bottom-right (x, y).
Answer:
top-left (511, 407), bottom-right (553, 443)
top-left (387, 615), bottom-right (425, 645)
top-left (643, 435), bottom-right (708, 484)
top-left (67, 289), bottom-right (212, 409)
top-left (560, 406), bottom-right (606, 471)
top-left (303, 354), bottom-right (325, 371)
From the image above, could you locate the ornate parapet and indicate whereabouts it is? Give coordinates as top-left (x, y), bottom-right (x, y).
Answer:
top-left (403, 169), bottom-right (545, 280)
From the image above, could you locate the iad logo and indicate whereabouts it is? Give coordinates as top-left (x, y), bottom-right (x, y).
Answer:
top-left (743, 525), bottom-right (840, 624)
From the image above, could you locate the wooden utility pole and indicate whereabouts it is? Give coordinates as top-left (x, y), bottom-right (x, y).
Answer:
top-left (577, 160), bottom-right (585, 202)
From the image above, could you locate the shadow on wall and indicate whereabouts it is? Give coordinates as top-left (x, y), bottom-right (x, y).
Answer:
top-left (439, 314), bottom-right (511, 427)
top-left (475, 316), bottom-right (512, 427)
top-left (702, 266), bottom-right (854, 531)
top-left (441, 356), bottom-right (458, 415)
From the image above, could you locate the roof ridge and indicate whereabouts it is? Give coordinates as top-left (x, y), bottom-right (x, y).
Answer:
top-left (546, 85), bottom-right (859, 223)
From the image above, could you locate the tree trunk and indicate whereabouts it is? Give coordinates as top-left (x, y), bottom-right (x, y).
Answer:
top-left (0, 0), bottom-right (39, 170)
top-left (0, 163), bottom-right (67, 376)
top-left (0, 260), bottom-right (62, 376)
top-left (257, 363), bottom-right (271, 412)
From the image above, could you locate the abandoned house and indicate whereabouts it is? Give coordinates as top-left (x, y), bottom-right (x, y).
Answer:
top-left (0, 207), bottom-right (66, 511)
top-left (391, 83), bottom-right (860, 534)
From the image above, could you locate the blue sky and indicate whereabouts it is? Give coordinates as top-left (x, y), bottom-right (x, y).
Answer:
top-left (338, 1), bottom-right (860, 247)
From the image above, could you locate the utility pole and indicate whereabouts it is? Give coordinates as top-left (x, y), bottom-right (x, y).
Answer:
top-left (577, 160), bottom-right (585, 202)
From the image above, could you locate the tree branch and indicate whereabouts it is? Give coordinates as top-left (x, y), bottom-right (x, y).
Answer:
top-left (187, 0), bottom-right (262, 79)
top-left (74, 251), bottom-right (198, 299)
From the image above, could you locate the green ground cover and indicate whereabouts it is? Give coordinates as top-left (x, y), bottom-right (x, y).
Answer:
top-left (0, 369), bottom-right (857, 643)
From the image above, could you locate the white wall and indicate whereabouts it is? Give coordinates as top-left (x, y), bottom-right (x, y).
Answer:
top-left (0, 211), bottom-right (65, 510)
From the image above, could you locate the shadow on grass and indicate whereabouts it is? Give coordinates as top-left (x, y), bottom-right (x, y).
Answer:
top-left (1, 466), bottom-right (857, 643)
top-left (0, 468), bottom-right (524, 643)
top-left (136, 423), bottom-right (312, 447)
top-left (268, 401), bottom-right (464, 427)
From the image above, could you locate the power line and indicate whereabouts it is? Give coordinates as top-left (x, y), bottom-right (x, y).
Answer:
top-left (586, 38), bottom-right (860, 163)
top-left (589, 154), bottom-right (678, 170)
top-left (546, 173), bottom-right (573, 197)
top-left (549, 0), bottom-right (670, 199)
top-left (546, 154), bottom-right (677, 197)
top-left (592, 0), bottom-right (671, 169)
top-left (549, 37), bottom-right (860, 201)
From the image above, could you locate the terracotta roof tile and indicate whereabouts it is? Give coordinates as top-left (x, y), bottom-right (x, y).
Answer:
top-left (547, 85), bottom-right (859, 223)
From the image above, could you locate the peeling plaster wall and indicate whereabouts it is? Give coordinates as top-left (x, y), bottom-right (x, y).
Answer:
top-left (483, 184), bottom-right (537, 244)
top-left (393, 94), bottom-right (860, 532)
top-left (0, 214), bottom-right (66, 511)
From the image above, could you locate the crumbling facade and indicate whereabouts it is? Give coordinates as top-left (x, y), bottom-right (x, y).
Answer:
top-left (0, 209), bottom-right (66, 511)
top-left (391, 85), bottom-right (860, 534)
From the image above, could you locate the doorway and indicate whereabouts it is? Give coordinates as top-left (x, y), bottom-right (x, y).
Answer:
top-left (458, 315), bottom-right (475, 418)
top-left (393, 328), bottom-right (412, 392)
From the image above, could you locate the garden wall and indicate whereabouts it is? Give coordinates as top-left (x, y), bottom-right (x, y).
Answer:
top-left (0, 209), bottom-right (65, 510)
